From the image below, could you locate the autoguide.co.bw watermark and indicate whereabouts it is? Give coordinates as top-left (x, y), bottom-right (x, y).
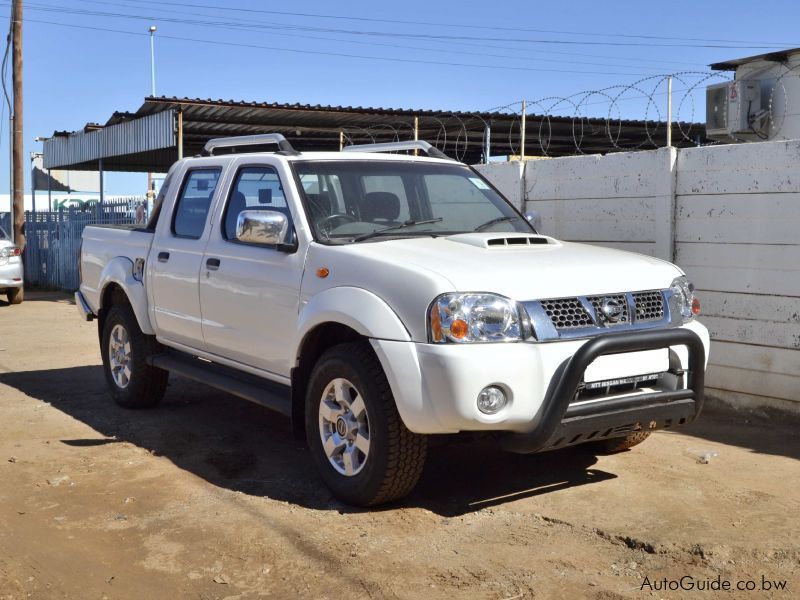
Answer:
top-left (640, 574), bottom-right (788, 593)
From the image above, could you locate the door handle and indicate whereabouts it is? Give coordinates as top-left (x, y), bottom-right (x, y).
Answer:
top-left (157, 251), bottom-right (170, 263)
top-left (206, 257), bottom-right (221, 271)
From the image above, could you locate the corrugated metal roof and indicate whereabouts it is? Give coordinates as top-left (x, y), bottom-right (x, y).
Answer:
top-left (45, 96), bottom-right (709, 172)
top-left (710, 48), bottom-right (800, 71)
top-left (44, 110), bottom-right (175, 170)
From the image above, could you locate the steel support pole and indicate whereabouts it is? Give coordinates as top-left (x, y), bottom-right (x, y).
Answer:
top-left (413, 116), bottom-right (419, 156)
top-left (30, 157), bottom-right (34, 214)
top-left (484, 123), bottom-right (491, 163)
top-left (149, 28), bottom-right (156, 97)
top-left (99, 158), bottom-right (104, 206)
top-left (666, 75), bottom-right (673, 148)
top-left (339, 130), bottom-right (344, 151)
top-left (177, 109), bottom-right (184, 159)
top-left (520, 100), bottom-right (526, 161)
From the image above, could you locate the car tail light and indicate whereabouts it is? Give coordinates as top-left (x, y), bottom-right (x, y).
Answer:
top-left (0, 245), bottom-right (20, 257)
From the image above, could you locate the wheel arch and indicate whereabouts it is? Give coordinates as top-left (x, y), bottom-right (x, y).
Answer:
top-left (96, 257), bottom-right (155, 338)
top-left (290, 287), bottom-right (413, 440)
top-left (291, 322), bottom-right (367, 440)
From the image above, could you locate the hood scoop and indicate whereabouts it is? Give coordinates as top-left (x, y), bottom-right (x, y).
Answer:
top-left (446, 232), bottom-right (556, 249)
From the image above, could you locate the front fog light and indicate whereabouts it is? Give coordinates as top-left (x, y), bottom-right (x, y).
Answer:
top-left (477, 386), bottom-right (507, 415)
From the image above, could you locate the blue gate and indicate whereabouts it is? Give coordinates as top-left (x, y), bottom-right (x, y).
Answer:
top-left (23, 198), bottom-right (146, 291)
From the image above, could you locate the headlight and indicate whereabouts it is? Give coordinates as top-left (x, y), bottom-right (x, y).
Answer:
top-left (669, 276), bottom-right (700, 322)
top-left (429, 293), bottom-right (525, 343)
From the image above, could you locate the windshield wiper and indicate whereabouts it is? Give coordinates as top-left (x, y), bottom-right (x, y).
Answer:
top-left (474, 215), bottom-right (518, 232)
top-left (353, 218), bottom-right (443, 242)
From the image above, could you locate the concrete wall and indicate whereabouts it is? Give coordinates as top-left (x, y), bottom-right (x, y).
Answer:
top-left (675, 142), bottom-right (800, 411)
top-left (478, 140), bottom-right (800, 411)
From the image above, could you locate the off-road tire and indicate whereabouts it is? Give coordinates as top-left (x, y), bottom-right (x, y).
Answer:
top-left (305, 342), bottom-right (427, 506)
top-left (592, 431), bottom-right (651, 453)
top-left (101, 302), bottom-right (168, 409)
top-left (7, 287), bottom-right (23, 304)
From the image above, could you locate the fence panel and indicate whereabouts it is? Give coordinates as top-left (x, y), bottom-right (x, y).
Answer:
top-left (23, 197), bottom-right (145, 291)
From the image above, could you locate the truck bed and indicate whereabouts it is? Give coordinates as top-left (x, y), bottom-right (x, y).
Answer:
top-left (79, 225), bottom-right (154, 313)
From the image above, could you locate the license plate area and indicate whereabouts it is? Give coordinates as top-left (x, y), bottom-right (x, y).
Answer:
top-left (583, 348), bottom-right (669, 383)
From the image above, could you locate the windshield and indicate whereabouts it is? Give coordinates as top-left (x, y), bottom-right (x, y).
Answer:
top-left (292, 160), bottom-right (533, 243)
top-left (0, 225), bottom-right (7, 240)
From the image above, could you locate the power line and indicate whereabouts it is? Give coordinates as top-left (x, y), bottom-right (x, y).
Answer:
top-left (18, 1), bottom-right (798, 50)
top-left (15, 1), bottom-right (669, 75)
top-left (21, 17), bottom-right (678, 77)
top-left (70, 0), bottom-right (800, 48)
top-left (65, 0), bottom-right (708, 71)
top-left (70, 0), bottom-right (710, 69)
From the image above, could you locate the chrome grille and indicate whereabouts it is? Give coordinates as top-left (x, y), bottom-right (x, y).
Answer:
top-left (588, 294), bottom-right (629, 324)
top-left (633, 291), bottom-right (665, 322)
top-left (540, 298), bottom-right (594, 329)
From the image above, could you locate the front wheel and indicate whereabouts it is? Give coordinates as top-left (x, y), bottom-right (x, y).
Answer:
top-left (305, 342), bottom-right (426, 506)
top-left (7, 287), bottom-right (23, 304)
top-left (100, 303), bottom-right (168, 409)
top-left (591, 431), bottom-right (651, 454)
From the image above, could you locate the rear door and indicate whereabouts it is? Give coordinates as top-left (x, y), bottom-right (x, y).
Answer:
top-left (199, 157), bottom-right (305, 376)
top-left (148, 164), bottom-right (225, 350)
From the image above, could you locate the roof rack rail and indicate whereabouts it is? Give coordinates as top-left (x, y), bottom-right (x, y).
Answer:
top-left (342, 140), bottom-right (452, 160)
top-left (203, 133), bottom-right (299, 156)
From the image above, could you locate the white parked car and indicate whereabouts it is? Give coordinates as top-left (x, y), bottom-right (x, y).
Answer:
top-left (76, 135), bottom-right (709, 506)
top-left (0, 225), bottom-right (23, 304)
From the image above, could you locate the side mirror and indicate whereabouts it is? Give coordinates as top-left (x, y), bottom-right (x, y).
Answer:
top-left (236, 210), bottom-right (289, 246)
top-left (524, 209), bottom-right (542, 232)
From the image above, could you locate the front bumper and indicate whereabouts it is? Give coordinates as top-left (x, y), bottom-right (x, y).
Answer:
top-left (499, 327), bottom-right (704, 453)
top-left (370, 320), bottom-right (709, 440)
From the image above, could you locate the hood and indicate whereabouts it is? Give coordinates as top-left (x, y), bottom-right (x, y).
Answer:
top-left (344, 232), bottom-right (681, 299)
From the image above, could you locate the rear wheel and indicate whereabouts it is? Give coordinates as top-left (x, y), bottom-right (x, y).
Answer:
top-left (592, 431), bottom-right (651, 453)
top-left (100, 303), bottom-right (168, 409)
top-left (7, 287), bottom-right (23, 304)
top-left (305, 342), bottom-right (427, 506)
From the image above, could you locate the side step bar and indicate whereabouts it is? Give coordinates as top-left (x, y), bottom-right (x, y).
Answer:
top-left (147, 351), bottom-right (292, 417)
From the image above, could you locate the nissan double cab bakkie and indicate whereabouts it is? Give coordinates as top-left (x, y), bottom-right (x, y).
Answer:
top-left (76, 134), bottom-right (709, 506)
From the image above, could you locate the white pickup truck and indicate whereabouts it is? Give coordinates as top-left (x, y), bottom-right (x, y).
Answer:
top-left (76, 134), bottom-right (709, 506)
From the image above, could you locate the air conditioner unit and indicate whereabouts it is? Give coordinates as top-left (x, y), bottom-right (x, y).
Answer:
top-left (706, 80), bottom-right (762, 139)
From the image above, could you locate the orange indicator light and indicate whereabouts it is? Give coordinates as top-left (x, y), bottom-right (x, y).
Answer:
top-left (430, 306), bottom-right (442, 341)
top-left (691, 297), bottom-right (701, 316)
top-left (316, 267), bottom-right (330, 278)
top-left (450, 318), bottom-right (469, 339)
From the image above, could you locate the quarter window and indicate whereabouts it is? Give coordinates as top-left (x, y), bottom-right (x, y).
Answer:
top-left (172, 168), bottom-right (221, 238)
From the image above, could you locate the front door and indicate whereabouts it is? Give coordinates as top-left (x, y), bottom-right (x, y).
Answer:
top-left (199, 160), bottom-right (305, 377)
top-left (149, 166), bottom-right (223, 350)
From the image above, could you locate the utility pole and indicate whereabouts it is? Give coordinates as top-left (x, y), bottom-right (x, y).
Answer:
top-left (12, 0), bottom-right (24, 249)
top-left (147, 25), bottom-right (157, 211)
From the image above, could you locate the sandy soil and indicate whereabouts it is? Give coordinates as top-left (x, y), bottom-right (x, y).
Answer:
top-left (0, 291), bottom-right (797, 599)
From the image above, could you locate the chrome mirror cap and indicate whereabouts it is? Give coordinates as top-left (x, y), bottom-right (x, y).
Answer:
top-left (236, 210), bottom-right (289, 246)
top-left (524, 209), bottom-right (542, 232)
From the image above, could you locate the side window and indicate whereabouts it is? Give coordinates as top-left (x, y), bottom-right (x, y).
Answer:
top-left (172, 168), bottom-right (221, 239)
top-left (223, 166), bottom-right (291, 241)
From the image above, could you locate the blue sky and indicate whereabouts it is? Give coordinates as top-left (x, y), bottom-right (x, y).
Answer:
top-left (4, 0), bottom-right (800, 194)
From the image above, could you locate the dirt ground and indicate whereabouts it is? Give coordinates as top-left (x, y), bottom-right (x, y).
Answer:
top-left (0, 291), bottom-right (797, 600)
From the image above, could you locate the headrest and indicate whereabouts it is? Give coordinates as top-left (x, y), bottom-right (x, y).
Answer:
top-left (361, 191), bottom-right (400, 221)
top-left (258, 188), bottom-right (272, 204)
